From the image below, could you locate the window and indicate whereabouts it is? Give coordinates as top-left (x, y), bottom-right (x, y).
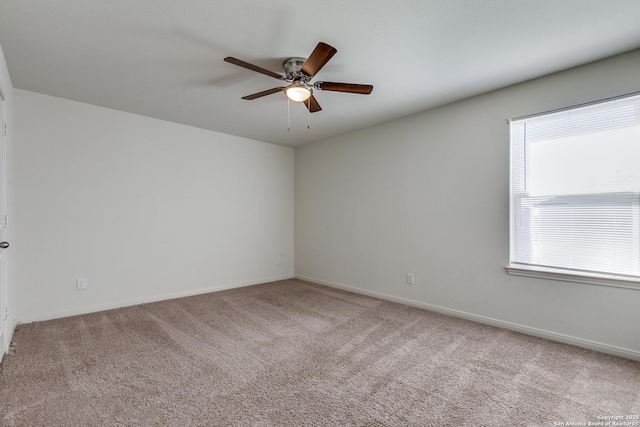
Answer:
top-left (508, 93), bottom-right (640, 288)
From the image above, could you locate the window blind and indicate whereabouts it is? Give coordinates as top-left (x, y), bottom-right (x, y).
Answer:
top-left (510, 93), bottom-right (640, 280)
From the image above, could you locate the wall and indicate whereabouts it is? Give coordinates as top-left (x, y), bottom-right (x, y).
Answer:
top-left (295, 49), bottom-right (640, 360)
top-left (14, 90), bottom-right (294, 322)
top-left (0, 43), bottom-right (15, 359)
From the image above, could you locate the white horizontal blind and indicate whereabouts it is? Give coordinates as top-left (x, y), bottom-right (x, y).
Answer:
top-left (510, 94), bottom-right (640, 279)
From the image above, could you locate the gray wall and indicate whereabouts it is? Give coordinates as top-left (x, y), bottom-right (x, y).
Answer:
top-left (295, 49), bottom-right (640, 359)
top-left (14, 90), bottom-right (294, 322)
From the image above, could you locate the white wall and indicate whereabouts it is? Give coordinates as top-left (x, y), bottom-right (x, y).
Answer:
top-left (14, 90), bottom-right (294, 322)
top-left (0, 43), bottom-right (15, 359)
top-left (295, 49), bottom-right (640, 360)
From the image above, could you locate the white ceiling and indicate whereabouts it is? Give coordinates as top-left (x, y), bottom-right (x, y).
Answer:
top-left (1, 1), bottom-right (640, 148)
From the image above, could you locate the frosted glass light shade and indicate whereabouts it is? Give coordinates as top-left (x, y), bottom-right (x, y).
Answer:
top-left (285, 86), bottom-right (312, 102)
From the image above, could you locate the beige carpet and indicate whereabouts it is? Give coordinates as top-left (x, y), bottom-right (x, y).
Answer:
top-left (1, 279), bottom-right (639, 426)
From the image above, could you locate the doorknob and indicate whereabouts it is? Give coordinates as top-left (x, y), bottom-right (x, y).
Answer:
top-left (0, 242), bottom-right (9, 249)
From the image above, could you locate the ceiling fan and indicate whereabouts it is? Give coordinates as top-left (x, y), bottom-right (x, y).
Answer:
top-left (224, 42), bottom-right (373, 113)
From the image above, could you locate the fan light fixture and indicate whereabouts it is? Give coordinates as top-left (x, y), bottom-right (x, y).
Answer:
top-left (285, 85), bottom-right (312, 102)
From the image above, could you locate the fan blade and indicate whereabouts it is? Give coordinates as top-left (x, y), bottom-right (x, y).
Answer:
top-left (301, 42), bottom-right (337, 77)
top-left (224, 57), bottom-right (284, 80)
top-left (242, 87), bottom-right (286, 100)
top-left (304, 95), bottom-right (322, 113)
top-left (316, 81), bottom-right (373, 94)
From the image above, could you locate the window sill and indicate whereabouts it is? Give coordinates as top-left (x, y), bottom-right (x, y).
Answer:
top-left (505, 265), bottom-right (640, 290)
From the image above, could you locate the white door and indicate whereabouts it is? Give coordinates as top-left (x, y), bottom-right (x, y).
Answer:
top-left (0, 89), bottom-right (8, 358)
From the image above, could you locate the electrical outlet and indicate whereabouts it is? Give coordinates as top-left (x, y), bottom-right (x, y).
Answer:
top-left (76, 277), bottom-right (87, 290)
top-left (407, 273), bottom-right (415, 285)
top-left (276, 256), bottom-right (282, 265)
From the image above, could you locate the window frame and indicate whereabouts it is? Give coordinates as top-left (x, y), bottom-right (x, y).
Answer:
top-left (506, 92), bottom-right (640, 290)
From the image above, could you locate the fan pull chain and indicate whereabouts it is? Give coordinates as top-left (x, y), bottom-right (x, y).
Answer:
top-left (287, 98), bottom-right (290, 131)
top-left (307, 98), bottom-right (311, 129)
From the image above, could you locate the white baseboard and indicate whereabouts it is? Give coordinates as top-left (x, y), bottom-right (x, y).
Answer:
top-left (0, 330), bottom-right (5, 364)
top-left (1, 315), bottom-right (17, 362)
top-left (17, 274), bottom-right (295, 325)
top-left (295, 275), bottom-right (640, 362)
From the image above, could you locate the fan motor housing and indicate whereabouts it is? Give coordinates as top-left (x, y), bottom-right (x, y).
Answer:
top-left (282, 57), bottom-right (307, 76)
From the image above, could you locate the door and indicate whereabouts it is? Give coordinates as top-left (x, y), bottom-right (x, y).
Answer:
top-left (0, 88), bottom-right (8, 359)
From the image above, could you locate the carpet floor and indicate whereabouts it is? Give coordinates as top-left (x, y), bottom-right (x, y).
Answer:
top-left (1, 279), bottom-right (639, 426)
